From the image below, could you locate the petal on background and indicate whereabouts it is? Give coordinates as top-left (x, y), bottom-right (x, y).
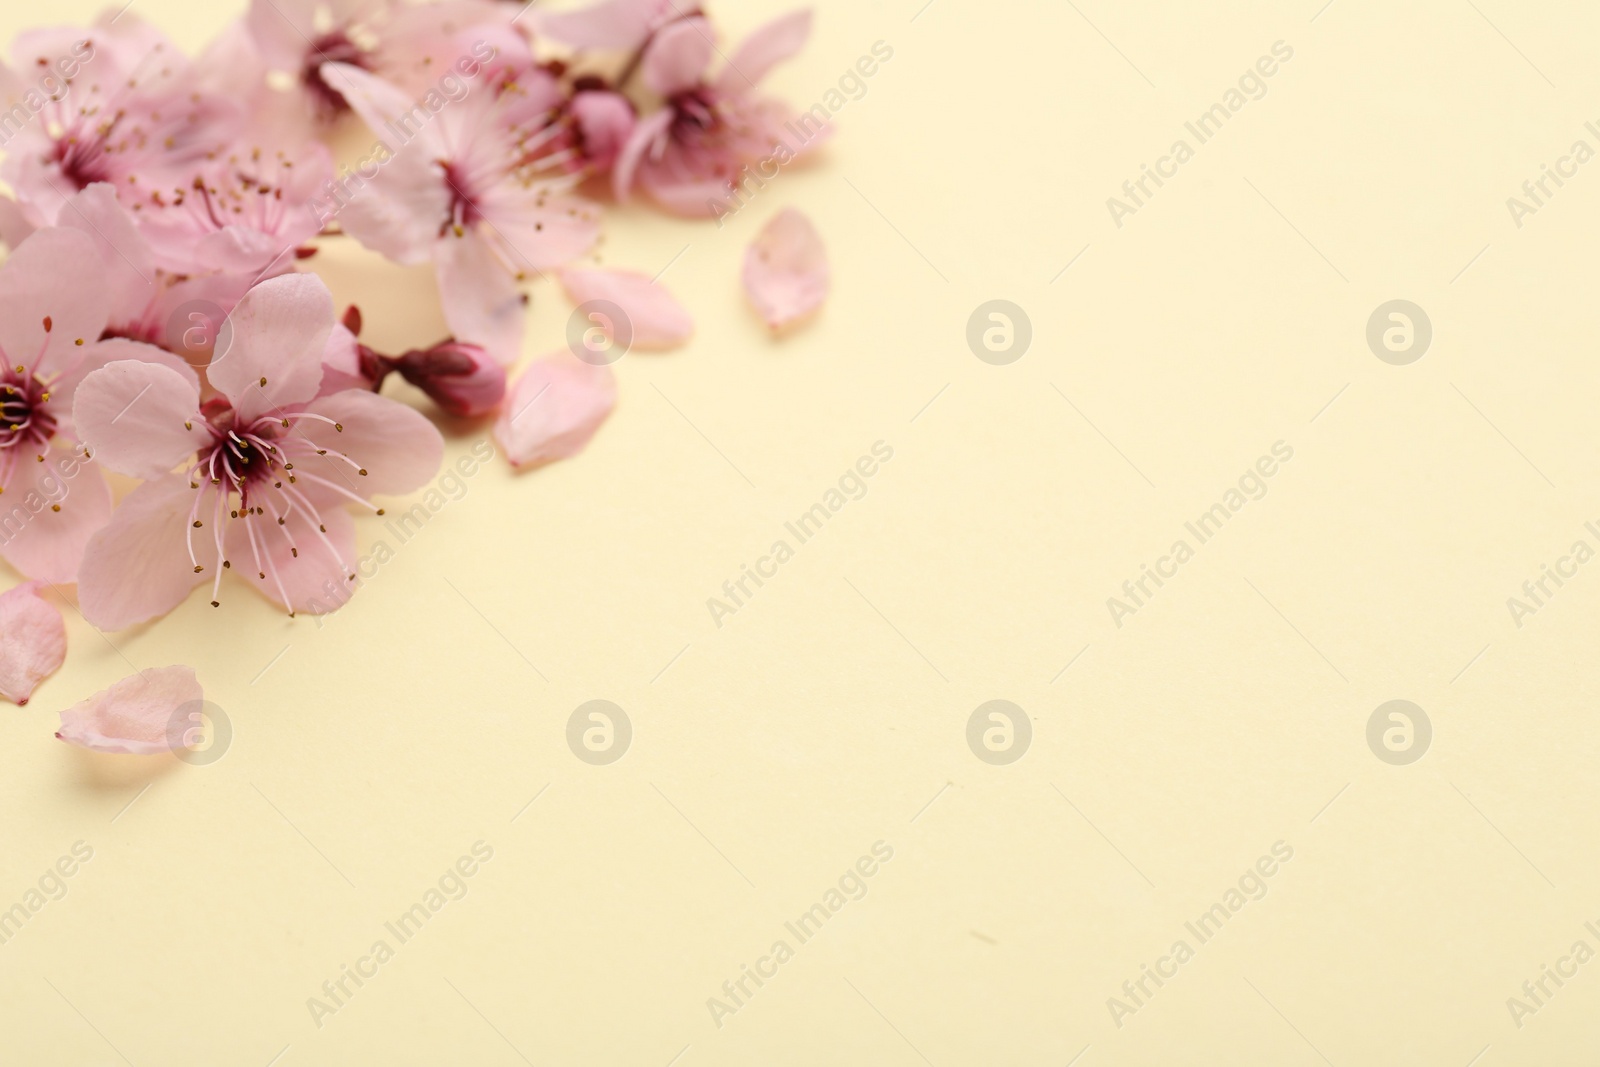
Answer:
top-left (493, 354), bottom-right (617, 470)
top-left (742, 208), bottom-right (829, 331)
top-left (55, 665), bottom-right (203, 755)
top-left (559, 268), bottom-right (692, 350)
top-left (0, 581), bottom-right (66, 705)
top-left (73, 360), bottom-right (206, 479)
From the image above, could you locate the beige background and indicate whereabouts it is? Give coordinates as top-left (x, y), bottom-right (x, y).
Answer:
top-left (3, 0), bottom-right (1599, 1062)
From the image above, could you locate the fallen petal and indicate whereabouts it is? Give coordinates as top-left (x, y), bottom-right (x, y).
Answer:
top-left (55, 665), bottom-right (203, 755)
top-left (0, 581), bottom-right (66, 705)
top-left (743, 208), bottom-right (829, 331)
top-left (559, 268), bottom-right (693, 351)
top-left (493, 354), bottom-right (617, 470)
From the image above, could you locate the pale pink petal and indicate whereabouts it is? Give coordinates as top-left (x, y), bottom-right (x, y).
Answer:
top-left (77, 476), bottom-right (215, 631)
top-left (288, 389), bottom-right (445, 498)
top-left (612, 108), bottom-right (673, 202)
top-left (0, 450), bottom-right (113, 584)
top-left (0, 581), bottom-right (65, 705)
top-left (0, 228), bottom-right (109, 384)
top-left (210, 273), bottom-right (335, 422)
top-left (717, 9), bottom-right (812, 92)
top-left (54, 183), bottom-right (156, 328)
top-left (224, 503), bottom-right (356, 615)
top-left (535, 0), bottom-right (674, 50)
top-left (0, 195), bottom-right (34, 248)
top-left (317, 321), bottom-right (370, 396)
top-left (73, 361), bottom-right (206, 479)
top-left (742, 208), bottom-right (829, 330)
top-left (246, 0), bottom-right (318, 71)
top-left (642, 17), bottom-right (714, 97)
top-left (435, 228), bottom-right (525, 366)
top-left (55, 338), bottom-right (201, 412)
top-left (493, 353), bottom-right (616, 470)
top-left (55, 665), bottom-right (203, 755)
top-left (559, 268), bottom-right (692, 350)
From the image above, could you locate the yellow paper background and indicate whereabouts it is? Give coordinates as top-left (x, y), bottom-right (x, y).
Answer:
top-left (2, 0), bottom-right (1599, 1063)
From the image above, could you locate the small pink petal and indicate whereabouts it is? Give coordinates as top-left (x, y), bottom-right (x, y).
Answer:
top-left (493, 354), bottom-right (616, 470)
top-left (55, 665), bottom-right (203, 755)
top-left (559, 268), bottom-right (692, 351)
top-left (0, 581), bottom-right (66, 705)
top-left (742, 208), bottom-right (829, 330)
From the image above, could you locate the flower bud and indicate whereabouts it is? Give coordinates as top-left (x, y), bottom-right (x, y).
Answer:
top-left (392, 341), bottom-right (506, 418)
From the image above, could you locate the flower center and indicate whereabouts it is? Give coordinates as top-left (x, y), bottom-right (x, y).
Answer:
top-left (303, 31), bottom-right (369, 119)
top-left (184, 401), bottom-right (378, 614)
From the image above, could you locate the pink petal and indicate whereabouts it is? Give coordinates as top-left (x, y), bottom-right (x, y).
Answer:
top-left (435, 228), bottom-right (525, 366)
top-left (535, 0), bottom-right (673, 49)
top-left (611, 108), bottom-right (674, 203)
top-left (73, 360), bottom-right (206, 480)
top-left (210, 273), bottom-right (334, 422)
top-left (224, 503), bottom-right (356, 616)
top-left (0, 450), bottom-right (113, 584)
top-left (493, 353), bottom-right (616, 470)
top-left (742, 208), bottom-right (829, 330)
top-left (642, 17), bottom-right (714, 97)
top-left (53, 183), bottom-right (156, 328)
top-left (0, 227), bottom-right (109, 384)
top-left (717, 9), bottom-right (812, 92)
top-left (55, 665), bottom-right (203, 755)
top-left (289, 389), bottom-right (445, 499)
top-left (479, 185), bottom-right (602, 273)
top-left (0, 581), bottom-right (65, 705)
top-left (0, 195), bottom-right (35, 248)
top-left (558, 268), bottom-right (693, 350)
top-left (77, 475), bottom-right (213, 631)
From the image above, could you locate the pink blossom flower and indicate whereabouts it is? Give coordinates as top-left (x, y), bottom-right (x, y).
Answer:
top-left (0, 225), bottom-right (192, 583)
top-left (1, 16), bottom-right (241, 229)
top-left (321, 60), bottom-right (603, 364)
top-left (0, 581), bottom-right (65, 705)
top-left (614, 10), bottom-right (820, 216)
top-left (129, 138), bottom-right (334, 278)
top-left (323, 307), bottom-right (505, 417)
top-left (494, 352), bottom-right (615, 469)
top-left (742, 207), bottom-right (828, 330)
top-left (55, 664), bottom-right (201, 754)
top-left (73, 273), bottom-right (443, 627)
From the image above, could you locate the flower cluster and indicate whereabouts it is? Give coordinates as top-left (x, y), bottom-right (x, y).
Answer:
top-left (0, 0), bottom-right (832, 748)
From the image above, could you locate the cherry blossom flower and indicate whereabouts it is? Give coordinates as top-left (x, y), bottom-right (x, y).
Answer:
top-left (73, 273), bottom-right (443, 627)
top-left (0, 225), bottom-right (191, 583)
top-left (0, 581), bottom-right (65, 705)
top-left (325, 306), bottom-right (505, 417)
top-left (614, 10), bottom-right (820, 216)
top-left (493, 352), bottom-right (615, 469)
top-left (1, 16), bottom-right (241, 229)
top-left (322, 60), bottom-right (602, 363)
top-left (55, 664), bottom-right (201, 754)
top-left (742, 207), bottom-right (827, 330)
